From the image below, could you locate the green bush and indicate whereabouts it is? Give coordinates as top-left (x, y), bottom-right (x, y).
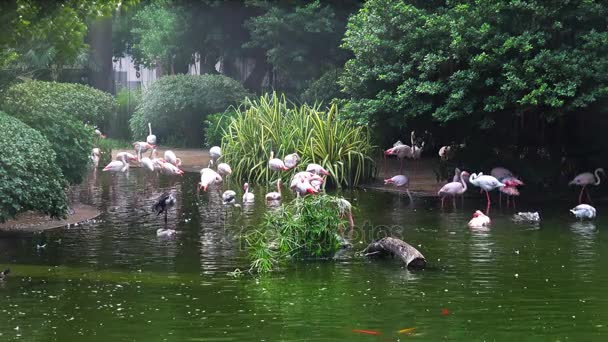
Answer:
top-left (6, 109), bottom-right (94, 184)
top-left (246, 195), bottom-right (347, 273)
top-left (0, 112), bottom-right (68, 222)
top-left (1, 80), bottom-right (117, 129)
top-left (203, 111), bottom-right (237, 148)
top-left (300, 68), bottom-right (344, 105)
top-left (130, 74), bottom-right (249, 146)
top-left (222, 93), bottom-right (375, 188)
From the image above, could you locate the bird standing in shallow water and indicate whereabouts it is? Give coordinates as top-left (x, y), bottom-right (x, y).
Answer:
top-left (569, 168), bottom-right (604, 204)
top-left (468, 173), bottom-right (505, 212)
top-left (222, 190), bottom-right (237, 205)
top-left (153, 192), bottom-right (176, 225)
top-left (243, 183), bottom-right (255, 203)
top-left (384, 174), bottom-right (413, 202)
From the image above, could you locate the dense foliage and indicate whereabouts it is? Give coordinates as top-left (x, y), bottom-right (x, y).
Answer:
top-left (203, 111), bottom-right (237, 148)
top-left (113, 87), bottom-right (141, 140)
top-left (222, 93), bottom-right (375, 188)
top-left (2, 80), bottom-right (117, 129)
top-left (0, 111), bottom-right (67, 222)
top-left (3, 108), bottom-right (94, 184)
top-left (341, 0), bottom-right (608, 150)
top-left (130, 74), bottom-right (249, 146)
top-left (247, 194), bottom-right (347, 273)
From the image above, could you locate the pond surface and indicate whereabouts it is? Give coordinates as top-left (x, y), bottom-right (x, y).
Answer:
top-left (1, 170), bottom-right (607, 341)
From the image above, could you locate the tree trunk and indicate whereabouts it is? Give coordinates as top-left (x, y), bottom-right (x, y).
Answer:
top-left (243, 49), bottom-right (269, 93)
top-left (88, 16), bottom-right (114, 93)
top-left (364, 237), bottom-right (426, 270)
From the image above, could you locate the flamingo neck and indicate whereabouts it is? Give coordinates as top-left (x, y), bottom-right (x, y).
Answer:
top-left (594, 169), bottom-right (602, 185)
top-left (460, 171), bottom-right (467, 192)
top-left (148, 122), bottom-right (152, 135)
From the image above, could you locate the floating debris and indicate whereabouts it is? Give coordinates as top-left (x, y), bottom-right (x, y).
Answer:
top-left (352, 329), bottom-right (381, 335)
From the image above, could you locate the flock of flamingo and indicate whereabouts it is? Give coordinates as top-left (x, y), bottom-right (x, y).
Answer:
top-left (382, 132), bottom-right (603, 228)
top-left (90, 124), bottom-right (354, 237)
top-left (90, 124), bottom-right (602, 234)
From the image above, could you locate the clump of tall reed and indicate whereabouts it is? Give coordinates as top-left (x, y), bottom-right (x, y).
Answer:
top-left (222, 92), bottom-right (375, 187)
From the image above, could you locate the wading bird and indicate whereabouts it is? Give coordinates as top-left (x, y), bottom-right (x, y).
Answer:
top-left (468, 210), bottom-right (491, 228)
top-left (153, 192), bottom-right (176, 225)
top-left (569, 168), bottom-right (604, 204)
top-left (384, 139), bottom-right (413, 174)
top-left (570, 204), bottom-right (596, 221)
top-left (490, 167), bottom-right (514, 181)
top-left (384, 174), bottom-right (413, 202)
top-left (146, 123), bottom-right (157, 145)
top-left (438, 170), bottom-right (468, 209)
top-left (306, 163), bottom-right (330, 176)
top-left (268, 151), bottom-right (289, 171)
top-left (209, 146), bottom-right (221, 165)
top-left (243, 183), bottom-right (255, 203)
top-left (90, 148), bottom-right (101, 168)
top-left (102, 153), bottom-right (129, 173)
top-left (337, 198), bottom-right (355, 231)
top-left (198, 168), bottom-right (222, 193)
top-left (499, 177), bottom-right (524, 208)
top-left (222, 190), bottom-right (237, 205)
top-left (266, 179), bottom-right (282, 202)
top-left (469, 173), bottom-right (505, 211)
top-left (164, 150), bottom-right (181, 167)
top-left (133, 142), bottom-right (155, 160)
top-left (217, 163), bottom-right (232, 177)
top-left (284, 153), bottom-right (300, 169)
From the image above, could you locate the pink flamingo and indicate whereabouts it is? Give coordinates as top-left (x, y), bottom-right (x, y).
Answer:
top-left (102, 154), bottom-right (129, 173)
top-left (306, 163), bottom-right (330, 176)
top-left (468, 210), bottom-right (491, 228)
top-left (569, 168), bottom-right (604, 204)
top-left (438, 170), bottom-right (469, 209)
top-left (284, 153), bottom-right (300, 169)
top-left (384, 133), bottom-right (415, 174)
top-left (384, 174), bottom-right (413, 202)
top-left (499, 177), bottom-right (524, 208)
top-left (266, 179), bottom-right (282, 202)
top-left (490, 167), bottom-right (514, 181)
top-left (198, 168), bottom-right (222, 193)
top-left (468, 173), bottom-right (505, 212)
top-left (337, 198), bottom-right (355, 231)
top-left (268, 151), bottom-right (289, 171)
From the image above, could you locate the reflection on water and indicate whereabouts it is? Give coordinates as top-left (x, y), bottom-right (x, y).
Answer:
top-left (1, 169), bottom-right (608, 341)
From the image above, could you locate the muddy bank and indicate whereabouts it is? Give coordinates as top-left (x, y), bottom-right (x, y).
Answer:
top-left (0, 204), bottom-right (100, 233)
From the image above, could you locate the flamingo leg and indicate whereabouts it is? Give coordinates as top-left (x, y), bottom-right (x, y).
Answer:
top-left (512, 196), bottom-right (517, 210)
top-left (164, 210), bottom-right (168, 226)
top-left (585, 187), bottom-right (593, 204)
top-left (578, 186), bottom-right (585, 204)
top-left (452, 196), bottom-right (456, 209)
top-left (485, 190), bottom-right (491, 207)
top-left (441, 196), bottom-right (445, 209)
top-left (499, 192), bottom-right (502, 208)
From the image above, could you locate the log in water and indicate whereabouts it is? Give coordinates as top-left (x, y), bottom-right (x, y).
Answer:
top-left (364, 237), bottom-right (426, 270)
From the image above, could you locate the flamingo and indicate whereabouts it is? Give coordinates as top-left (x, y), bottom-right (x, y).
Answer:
top-left (570, 204), bottom-right (596, 220)
top-left (469, 173), bottom-right (505, 211)
top-left (133, 141), bottom-right (154, 160)
top-left (217, 163), bottom-right (232, 177)
top-left (468, 210), bottom-right (491, 228)
top-left (306, 163), bottom-right (329, 176)
top-left (152, 192), bottom-right (176, 225)
top-left (284, 153), bottom-right (300, 169)
top-left (103, 154), bottom-right (129, 172)
top-left (291, 171), bottom-right (324, 194)
top-left (116, 152), bottom-right (138, 163)
top-left (384, 174), bottom-right (413, 202)
top-left (90, 148), bottom-right (101, 168)
top-left (164, 150), bottom-right (181, 167)
top-left (569, 168), bottom-right (604, 204)
top-left (384, 141), bottom-right (413, 174)
top-left (453, 168), bottom-right (470, 183)
top-left (269, 151), bottom-right (289, 171)
top-left (198, 168), bottom-right (222, 193)
top-left (139, 156), bottom-right (155, 173)
top-left (291, 178), bottom-right (318, 197)
top-left (160, 162), bottom-right (184, 176)
top-left (499, 177), bottom-right (524, 208)
top-left (209, 146), bottom-right (222, 165)
top-left (265, 179), bottom-right (282, 201)
top-left (222, 190), bottom-right (237, 205)
top-left (490, 167), bottom-right (514, 181)
top-left (438, 145), bottom-right (452, 161)
top-left (146, 123), bottom-right (157, 145)
top-left (243, 183), bottom-right (255, 203)
top-left (337, 198), bottom-right (355, 230)
top-left (438, 170), bottom-right (468, 209)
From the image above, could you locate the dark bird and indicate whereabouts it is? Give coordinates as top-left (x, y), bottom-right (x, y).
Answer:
top-left (152, 192), bottom-right (176, 225)
top-left (0, 268), bottom-right (10, 281)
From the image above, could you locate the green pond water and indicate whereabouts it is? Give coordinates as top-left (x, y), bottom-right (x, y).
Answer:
top-left (1, 170), bottom-right (607, 341)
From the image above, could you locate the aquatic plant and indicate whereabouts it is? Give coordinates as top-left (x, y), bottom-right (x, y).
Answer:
top-left (246, 194), bottom-right (349, 273)
top-left (0, 111), bottom-right (67, 222)
top-left (222, 93), bottom-right (375, 188)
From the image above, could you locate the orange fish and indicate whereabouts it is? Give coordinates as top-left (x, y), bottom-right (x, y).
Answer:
top-left (441, 308), bottom-right (450, 316)
top-left (397, 327), bottom-right (416, 334)
top-left (352, 329), bottom-right (381, 335)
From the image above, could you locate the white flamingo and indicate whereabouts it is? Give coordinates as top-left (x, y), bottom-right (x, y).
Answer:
top-left (102, 154), bottom-right (129, 173)
top-left (569, 168), bottom-right (604, 204)
top-left (438, 170), bottom-right (468, 209)
top-left (217, 163), bottom-right (232, 177)
top-left (164, 150), bottom-right (181, 167)
top-left (469, 173), bottom-right (505, 211)
top-left (265, 179), bottom-right (282, 201)
top-left (160, 162), bottom-right (184, 176)
top-left (146, 123), bottom-right (157, 145)
top-left (570, 204), bottom-right (596, 220)
top-left (90, 148), bottom-right (101, 168)
top-left (139, 157), bottom-right (155, 173)
top-left (198, 168), bottom-right (222, 193)
top-left (269, 151), bottom-right (289, 171)
top-left (243, 183), bottom-right (255, 203)
top-left (284, 153), bottom-right (300, 169)
top-left (133, 141), bottom-right (154, 160)
top-left (468, 210), bottom-right (491, 228)
top-left (337, 198), bottom-right (355, 230)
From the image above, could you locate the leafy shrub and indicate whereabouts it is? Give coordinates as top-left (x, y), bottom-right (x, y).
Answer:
top-left (203, 111), bottom-right (237, 147)
top-left (222, 93), bottom-right (375, 187)
top-left (129, 74), bottom-right (249, 146)
top-left (247, 195), bottom-right (347, 273)
top-left (5, 109), bottom-right (94, 184)
top-left (300, 68), bottom-right (344, 105)
top-left (0, 111), bottom-right (68, 222)
top-left (1, 80), bottom-right (117, 129)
